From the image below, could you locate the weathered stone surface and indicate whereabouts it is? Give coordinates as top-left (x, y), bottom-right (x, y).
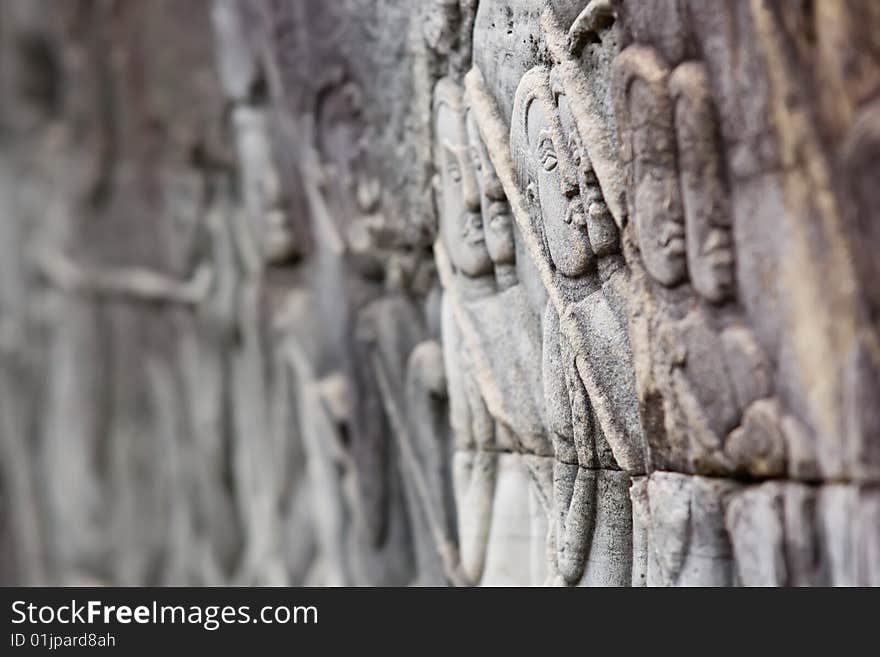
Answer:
top-left (0, 0), bottom-right (877, 586)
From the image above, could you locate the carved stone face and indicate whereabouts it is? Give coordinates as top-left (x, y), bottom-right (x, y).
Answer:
top-left (435, 94), bottom-right (493, 278)
top-left (628, 79), bottom-right (687, 286)
top-left (556, 92), bottom-right (619, 259)
top-left (526, 95), bottom-right (594, 278)
top-left (465, 109), bottom-right (515, 267)
top-left (233, 107), bottom-right (297, 263)
top-left (671, 62), bottom-right (735, 303)
top-left (680, 175), bottom-right (735, 303)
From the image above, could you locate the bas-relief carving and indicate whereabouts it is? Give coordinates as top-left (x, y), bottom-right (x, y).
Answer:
top-left (499, 4), bottom-right (651, 586)
top-left (725, 481), bottom-right (880, 587)
top-left (214, 15), bottom-right (303, 586)
top-left (462, 1), bottom-right (842, 587)
top-left (511, 65), bottom-right (632, 586)
top-left (841, 99), bottom-right (880, 486)
top-left (434, 77), bottom-right (496, 584)
top-left (464, 100), bottom-right (554, 587)
top-left (434, 75), bottom-right (552, 586)
top-left (4, 0), bottom-right (878, 588)
top-left (308, 79), bottom-right (419, 586)
top-left (399, 338), bottom-right (460, 585)
top-left (233, 107), bottom-right (299, 266)
top-left (247, 27), bottom-right (425, 585)
top-left (610, 37), bottom-right (758, 587)
top-left (608, 1), bottom-right (872, 585)
top-left (347, 276), bottom-right (424, 586)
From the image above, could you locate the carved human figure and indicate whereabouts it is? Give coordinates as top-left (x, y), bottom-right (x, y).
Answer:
top-left (300, 64), bottom-right (419, 585)
top-left (314, 70), bottom-right (368, 248)
top-left (212, 1), bottom-right (306, 585)
top-left (639, 55), bottom-right (776, 474)
top-left (466, 109), bottom-right (517, 290)
top-left (464, 100), bottom-right (554, 585)
top-left (226, 107), bottom-right (302, 586)
top-left (233, 107), bottom-right (299, 266)
top-left (273, 288), bottom-right (356, 586)
top-left (218, 0), bottom-right (299, 268)
top-left (611, 46), bottom-right (686, 289)
top-left (551, 58), bottom-right (651, 585)
top-left (612, 43), bottom-right (784, 584)
top-left (511, 66), bottom-right (637, 586)
top-left (433, 77), bottom-right (497, 584)
top-left (434, 74), bottom-right (552, 585)
top-left (348, 258), bottom-right (425, 586)
top-left (698, 1), bottom-right (880, 585)
top-left (176, 176), bottom-right (247, 584)
top-left (400, 339), bottom-right (459, 585)
top-left (669, 63), bottom-right (734, 305)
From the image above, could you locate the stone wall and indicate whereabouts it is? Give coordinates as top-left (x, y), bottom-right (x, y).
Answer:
top-left (0, 0), bottom-right (878, 586)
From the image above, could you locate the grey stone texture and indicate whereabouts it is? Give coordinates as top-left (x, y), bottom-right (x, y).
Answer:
top-left (0, 0), bottom-right (878, 586)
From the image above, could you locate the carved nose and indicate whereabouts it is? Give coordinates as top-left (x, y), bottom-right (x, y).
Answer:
top-left (462, 166), bottom-right (481, 212)
top-left (465, 213), bottom-right (483, 234)
top-left (485, 169), bottom-right (505, 201)
top-left (559, 155), bottom-right (580, 200)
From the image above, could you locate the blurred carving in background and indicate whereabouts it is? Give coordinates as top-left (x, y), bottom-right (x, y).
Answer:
top-left (1, 0), bottom-right (878, 586)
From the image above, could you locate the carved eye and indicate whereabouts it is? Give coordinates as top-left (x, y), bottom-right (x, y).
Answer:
top-left (462, 213), bottom-right (482, 239)
top-left (448, 162), bottom-right (462, 183)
